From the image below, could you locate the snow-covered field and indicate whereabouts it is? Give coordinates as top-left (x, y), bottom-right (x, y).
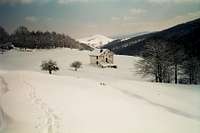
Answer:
top-left (0, 48), bottom-right (200, 133)
top-left (0, 48), bottom-right (142, 81)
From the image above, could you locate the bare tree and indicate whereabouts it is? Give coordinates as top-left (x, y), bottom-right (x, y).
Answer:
top-left (167, 42), bottom-right (185, 84)
top-left (181, 57), bottom-right (200, 84)
top-left (137, 40), bottom-right (172, 83)
top-left (71, 61), bottom-right (82, 71)
top-left (41, 60), bottom-right (59, 74)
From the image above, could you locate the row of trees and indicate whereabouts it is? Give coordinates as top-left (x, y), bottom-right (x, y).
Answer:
top-left (137, 40), bottom-right (200, 84)
top-left (0, 26), bottom-right (92, 50)
top-left (41, 60), bottom-right (82, 74)
top-left (0, 26), bottom-right (9, 44)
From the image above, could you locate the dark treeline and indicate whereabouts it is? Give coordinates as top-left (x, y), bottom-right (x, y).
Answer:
top-left (0, 26), bottom-right (93, 50)
top-left (137, 39), bottom-right (200, 85)
top-left (0, 26), bottom-right (9, 44)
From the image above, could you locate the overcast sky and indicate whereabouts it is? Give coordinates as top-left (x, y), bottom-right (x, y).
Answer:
top-left (0, 0), bottom-right (200, 38)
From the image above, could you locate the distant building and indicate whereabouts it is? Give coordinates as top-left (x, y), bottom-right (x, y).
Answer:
top-left (0, 42), bottom-right (14, 54)
top-left (89, 49), bottom-right (117, 68)
top-left (0, 42), bottom-right (14, 50)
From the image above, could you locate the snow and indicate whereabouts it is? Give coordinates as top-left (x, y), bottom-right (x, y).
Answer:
top-left (89, 49), bottom-right (108, 56)
top-left (78, 34), bottom-right (114, 48)
top-left (0, 48), bottom-right (200, 133)
top-left (120, 37), bottom-right (130, 42)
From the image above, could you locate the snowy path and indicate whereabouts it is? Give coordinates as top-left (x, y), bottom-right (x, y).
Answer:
top-left (108, 83), bottom-right (200, 122)
top-left (25, 82), bottom-right (62, 133)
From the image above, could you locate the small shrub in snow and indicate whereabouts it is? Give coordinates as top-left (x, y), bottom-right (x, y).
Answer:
top-left (71, 61), bottom-right (82, 71)
top-left (41, 60), bottom-right (59, 74)
top-left (100, 82), bottom-right (106, 86)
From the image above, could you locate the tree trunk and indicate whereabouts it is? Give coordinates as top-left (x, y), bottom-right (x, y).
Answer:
top-left (49, 70), bottom-right (52, 74)
top-left (158, 65), bottom-right (162, 83)
top-left (155, 75), bottom-right (158, 82)
top-left (189, 72), bottom-right (192, 84)
top-left (175, 64), bottom-right (178, 84)
top-left (157, 64), bottom-right (160, 82)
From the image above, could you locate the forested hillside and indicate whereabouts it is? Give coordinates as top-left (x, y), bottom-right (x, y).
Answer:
top-left (103, 18), bottom-right (200, 84)
top-left (103, 18), bottom-right (200, 59)
top-left (0, 26), bottom-right (93, 51)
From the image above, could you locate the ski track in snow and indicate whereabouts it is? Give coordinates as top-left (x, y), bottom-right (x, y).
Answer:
top-left (0, 75), bottom-right (10, 130)
top-left (109, 84), bottom-right (200, 122)
top-left (0, 76), bottom-right (9, 96)
top-left (25, 82), bottom-right (62, 133)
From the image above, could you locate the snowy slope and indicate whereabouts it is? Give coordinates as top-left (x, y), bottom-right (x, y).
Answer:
top-left (0, 48), bottom-right (200, 133)
top-left (78, 35), bottom-right (114, 48)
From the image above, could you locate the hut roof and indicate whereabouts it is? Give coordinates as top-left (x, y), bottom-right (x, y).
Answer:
top-left (89, 49), bottom-right (109, 56)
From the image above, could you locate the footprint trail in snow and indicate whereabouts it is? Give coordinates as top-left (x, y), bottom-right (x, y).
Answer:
top-left (0, 76), bottom-right (10, 131)
top-left (25, 82), bottom-right (62, 133)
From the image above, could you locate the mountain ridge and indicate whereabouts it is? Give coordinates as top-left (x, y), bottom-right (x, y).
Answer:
top-left (102, 18), bottom-right (200, 59)
top-left (78, 34), bottom-right (114, 48)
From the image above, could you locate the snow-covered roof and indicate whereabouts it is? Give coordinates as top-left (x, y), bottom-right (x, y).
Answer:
top-left (89, 49), bottom-right (110, 56)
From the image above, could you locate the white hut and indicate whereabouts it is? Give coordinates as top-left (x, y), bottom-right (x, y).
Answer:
top-left (89, 49), bottom-right (117, 68)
